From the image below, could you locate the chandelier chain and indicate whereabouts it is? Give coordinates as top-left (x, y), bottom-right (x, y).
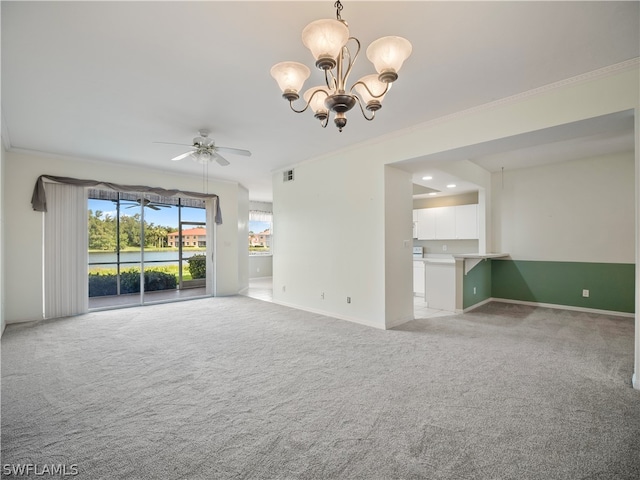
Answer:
top-left (334, 0), bottom-right (343, 20)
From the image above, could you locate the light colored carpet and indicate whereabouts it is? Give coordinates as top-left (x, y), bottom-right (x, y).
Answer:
top-left (2, 297), bottom-right (639, 479)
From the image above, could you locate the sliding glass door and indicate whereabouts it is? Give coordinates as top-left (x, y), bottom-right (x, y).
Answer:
top-left (88, 190), bottom-right (209, 309)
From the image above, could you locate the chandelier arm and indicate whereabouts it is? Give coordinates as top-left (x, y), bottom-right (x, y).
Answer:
top-left (349, 79), bottom-right (390, 99)
top-left (288, 99), bottom-right (311, 114)
top-left (341, 38), bottom-right (361, 88)
top-left (289, 89), bottom-right (330, 115)
top-left (324, 68), bottom-right (338, 91)
top-left (354, 95), bottom-right (376, 121)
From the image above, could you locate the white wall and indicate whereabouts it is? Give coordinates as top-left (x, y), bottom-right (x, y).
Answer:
top-left (492, 152), bottom-right (635, 263)
top-left (273, 151), bottom-right (387, 329)
top-left (248, 256), bottom-right (272, 278)
top-left (3, 150), bottom-right (244, 324)
top-left (237, 185), bottom-right (249, 293)
top-left (272, 65), bottom-right (638, 332)
top-left (384, 165), bottom-right (414, 328)
top-left (0, 140), bottom-right (5, 334)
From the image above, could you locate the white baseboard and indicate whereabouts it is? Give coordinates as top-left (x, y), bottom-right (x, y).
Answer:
top-left (462, 297), bottom-right (493, 313)
top-left (489, 297), bottom-right (635, 318)
top-left (271, 299), bottom-right (386, 330)
top-left (633, 373), bottom-right (638, 390)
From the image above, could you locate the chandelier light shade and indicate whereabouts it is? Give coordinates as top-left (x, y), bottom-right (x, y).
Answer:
top-left (353, 74), bottom-right (390, 111)
top-left (270, 0), bottom-right (412, 132)
top-left (366, 36), bottom-right (413, 83)
top-left (301, 19), bottom-right (350, 70)
top-left (270, 62), bottom-right (311, 101)
top-left (303, 86), bottom-right (331, 120)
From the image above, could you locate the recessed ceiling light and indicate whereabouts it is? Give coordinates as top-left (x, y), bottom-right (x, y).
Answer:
top-left (422, 176), bottom-right (433, 180)
top-left (428, 192), bottom-right (437, 196)
top-left (446, 184), bottom-right (456, 188)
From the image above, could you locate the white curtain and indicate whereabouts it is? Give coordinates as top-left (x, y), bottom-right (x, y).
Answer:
top-left (44, 183), bottom-right (88, 318)
top-left (205, 198), bottom-right (217, 296)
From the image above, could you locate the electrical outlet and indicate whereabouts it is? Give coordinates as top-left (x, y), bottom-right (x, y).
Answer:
top-left (582, 289), bottom-right (589, 298)
top-left (473, 287), bottom-right (477, 295)
top-left (256, 267), bottom-right (260, 273)
top-left (347, 297), bottom-right (351, 304)
top-left (282, 285), bottom-right (286, 292)
top-left (321, 292), bottom-right (325, 299)
top-left (442, 245), bottom-right (447, 252)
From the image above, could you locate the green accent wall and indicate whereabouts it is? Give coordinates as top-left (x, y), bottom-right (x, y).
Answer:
top-left (491, 260), bottom-right (635, 313)
top-left (462, 259), bottom-right (492, 309)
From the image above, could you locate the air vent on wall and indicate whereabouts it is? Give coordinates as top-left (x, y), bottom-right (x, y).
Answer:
top-left (283, 169), bottom-right (295, 182)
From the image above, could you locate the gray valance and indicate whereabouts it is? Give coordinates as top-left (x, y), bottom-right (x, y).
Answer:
top-left (31, 174), bottom-right (223, 224)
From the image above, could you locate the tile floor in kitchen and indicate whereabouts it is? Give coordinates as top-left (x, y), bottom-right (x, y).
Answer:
top-left (244, 277), bottom-right (456, 320)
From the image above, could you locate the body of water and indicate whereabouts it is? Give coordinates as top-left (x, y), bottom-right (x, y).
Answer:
top-left (89, 250), bottom-right (205, 268)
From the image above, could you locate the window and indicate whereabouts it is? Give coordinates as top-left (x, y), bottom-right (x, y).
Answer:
top-left (249, 209), bottom-right (272, 256)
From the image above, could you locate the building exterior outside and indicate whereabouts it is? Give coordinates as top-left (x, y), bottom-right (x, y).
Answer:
top-left (249, 229), bottom-right (271, 248)
top-left (167, 227), bottom-right (206, 247)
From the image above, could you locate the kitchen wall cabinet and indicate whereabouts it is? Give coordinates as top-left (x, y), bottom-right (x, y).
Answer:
top-left (412, 210), bottom-right (418, 239)
top-left (416, 208), bottom-right (436, 239)
top-left (435, 207), bottom-right (455, 239)
top-left (414, 204), bottom-right (478, 240)
top-left (454, 204), bottom-right (478, 239)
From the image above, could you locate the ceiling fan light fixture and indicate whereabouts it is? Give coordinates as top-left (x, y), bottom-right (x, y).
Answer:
top-left (271, 0), bottom-right (412, 132)
top-left (192, 150), bottom-right (213, 164)
top-left (157, 130), bottom-right (251, 166)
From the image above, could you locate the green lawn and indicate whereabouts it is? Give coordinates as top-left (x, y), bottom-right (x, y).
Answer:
top-left (89, 264), bottom-right (193, 281)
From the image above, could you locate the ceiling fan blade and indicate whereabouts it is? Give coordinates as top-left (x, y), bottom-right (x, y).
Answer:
top-left (214, 153), bottom-right (230, 167)
top-left (171, 151), bottom-right (194, 161)
top-left (149, 205), bottom-right (161, 211)
top-left (216, 146), bottom-right (252, 157)
top-left (154, 141), bottom-right (194, 147)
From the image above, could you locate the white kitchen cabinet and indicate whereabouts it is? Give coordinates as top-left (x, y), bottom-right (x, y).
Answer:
top-left (424, 262), bottom-right (455, 311)
top-left (416, 205), bottom-right (479, 240)
top-left (416, 208), bottom-right (436, 240)
top-left (412, 210), bottom-right (418, 239)
top-left (454, 204), bottom-right (478, 239)
top-left (413, 261), bottom-right (425, 297)
top-left (434, 206), bottom-right (455, 239)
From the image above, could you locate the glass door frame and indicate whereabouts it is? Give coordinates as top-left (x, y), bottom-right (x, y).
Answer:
top-left (178, 220), bottom-right (207, 290)
top-left (88, 190), bottom-right (211, 310)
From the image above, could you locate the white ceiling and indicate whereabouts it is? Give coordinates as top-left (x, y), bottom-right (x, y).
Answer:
top-left (2, 1), bottom-right (638, 201)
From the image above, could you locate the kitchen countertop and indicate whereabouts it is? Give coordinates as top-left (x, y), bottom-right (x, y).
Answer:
top-left (413, 255), bottom-right (455, 265)
top-left (414, 253), bottom-right (510, 266)
top-left (452, 253), bottom-right (510, 260)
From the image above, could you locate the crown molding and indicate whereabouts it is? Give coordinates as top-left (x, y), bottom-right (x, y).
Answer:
top-left (378, 58), bottom-right (640, 146)
top-left (419, 57), bottom-right (640, 130)
top-left (290, 58), bottom-right (640, 170)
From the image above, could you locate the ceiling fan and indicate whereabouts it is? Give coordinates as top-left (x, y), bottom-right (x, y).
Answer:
top-left (154, 129), bottom-right (251, 166)
top-left (117, 198), bottom-right (171, 211)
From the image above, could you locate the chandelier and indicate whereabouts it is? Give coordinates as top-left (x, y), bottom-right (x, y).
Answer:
top-left (270, 0), bottom-right (412, 132)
